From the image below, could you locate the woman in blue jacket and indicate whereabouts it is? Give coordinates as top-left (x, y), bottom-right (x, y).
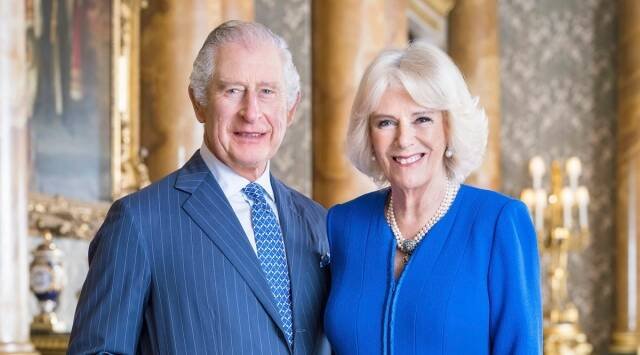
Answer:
top-left (324, 41), bottom-right (542, 355)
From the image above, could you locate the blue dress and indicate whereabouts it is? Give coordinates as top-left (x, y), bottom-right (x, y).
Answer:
top-left (324, 185), bottom-right (542, 355)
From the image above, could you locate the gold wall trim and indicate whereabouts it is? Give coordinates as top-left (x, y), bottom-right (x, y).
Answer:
top-left (112, 0), bottom-right (150, 200)
top-left (28, 194), bottom-right (108, 241)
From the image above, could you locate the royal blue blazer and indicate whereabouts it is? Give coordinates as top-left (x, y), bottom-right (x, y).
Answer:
top-left (324, 185), bottom-right (542, 355)
top-left (68, 151), bottom-right (331, 355)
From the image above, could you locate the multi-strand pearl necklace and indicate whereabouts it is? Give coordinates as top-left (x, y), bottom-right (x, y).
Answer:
top-left (385, 179), bottom-right (459, 264)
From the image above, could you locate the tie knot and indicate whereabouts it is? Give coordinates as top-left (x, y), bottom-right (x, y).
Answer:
top-left (242, 182), bottom-right (267, 205)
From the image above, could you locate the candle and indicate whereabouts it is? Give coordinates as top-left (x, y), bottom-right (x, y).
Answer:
top-left (561, 187), bottom-right (574, 230)
top-left (529, 156), bottom-right (546, 190)
top-left (534, 189), bottom-right (547, 232)
top-left (520, 188), bottom-right (535, 213)
top-left (576, 186), bottom-right (589, 228)
top-left (566, 157), bottom-right (582, 191)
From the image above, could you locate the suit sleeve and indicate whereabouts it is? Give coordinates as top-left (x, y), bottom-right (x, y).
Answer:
top-left (488, 200), bottom-right (543, 355)
top-left (68, 199), bottom-right (151, 355)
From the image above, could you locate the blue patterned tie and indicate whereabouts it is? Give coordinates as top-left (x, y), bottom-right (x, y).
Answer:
top-left (242, 182), bottom-right (294, 345)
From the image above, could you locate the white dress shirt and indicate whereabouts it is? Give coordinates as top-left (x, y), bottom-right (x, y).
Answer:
top-left (199, 143), bottom-right (280, 254)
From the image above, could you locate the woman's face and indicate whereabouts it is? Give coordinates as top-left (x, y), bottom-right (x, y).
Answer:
top-left (369, 86), bottom-right (448, 192)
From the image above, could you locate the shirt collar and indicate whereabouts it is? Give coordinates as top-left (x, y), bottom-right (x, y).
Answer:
top-left (199, 142), bottom-right (275, 202)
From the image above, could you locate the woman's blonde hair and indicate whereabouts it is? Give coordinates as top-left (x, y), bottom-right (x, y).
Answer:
top-left (346, 41), bottom-right (488, 184)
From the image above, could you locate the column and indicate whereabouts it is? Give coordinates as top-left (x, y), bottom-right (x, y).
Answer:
top-left (312, 0), bottom-right (407, 207)
top-left (140, 0), bottom-right (253, 181)
top-left (448, 0), bottom-right (501, 190)
top-left (611, 1), bottom-right (640, 353)
top-left (222, 1), bottom-right (254, 21)
top-left (0, 1), bottom-right (38, 354)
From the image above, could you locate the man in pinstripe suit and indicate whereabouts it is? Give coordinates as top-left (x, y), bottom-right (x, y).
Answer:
top-left (68, 21), bottom-right (330, 355)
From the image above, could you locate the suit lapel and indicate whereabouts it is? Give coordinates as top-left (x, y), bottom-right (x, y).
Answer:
top-left (176, 152), bottom-right (290, 345)
top-left (271, 176), bottom-right (306, 353)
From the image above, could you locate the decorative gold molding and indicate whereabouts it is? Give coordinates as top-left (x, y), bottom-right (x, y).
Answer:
top-left (112, 0), bottom-right (150, 200)
top-left (28, 193), bottom-right (108, 241)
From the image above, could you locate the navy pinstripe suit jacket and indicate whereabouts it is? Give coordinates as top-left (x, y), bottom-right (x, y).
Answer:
top-left (68, 151), bottom-right (331, 355)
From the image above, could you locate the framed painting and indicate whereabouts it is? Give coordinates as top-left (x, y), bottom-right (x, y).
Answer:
top-left (26, 0), bottom-right (148, 238)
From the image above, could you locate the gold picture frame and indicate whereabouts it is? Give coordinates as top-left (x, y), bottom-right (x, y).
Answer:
top-left (28, 0), bottom-right (148, 240)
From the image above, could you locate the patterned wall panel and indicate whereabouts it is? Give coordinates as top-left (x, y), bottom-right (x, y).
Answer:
top-left (256, 0), bottom-right (312, 197)
top-left (499, 0), bottom-right (617, 352)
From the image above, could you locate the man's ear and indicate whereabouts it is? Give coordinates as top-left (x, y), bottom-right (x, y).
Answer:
top-left (188, 86), bottom-right (206, 123)
top-left (286, 92), bottom-right (302, 126)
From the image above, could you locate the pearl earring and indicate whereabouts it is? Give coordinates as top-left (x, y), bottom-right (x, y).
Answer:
top-left (445, 147), bottom-right (454, 158)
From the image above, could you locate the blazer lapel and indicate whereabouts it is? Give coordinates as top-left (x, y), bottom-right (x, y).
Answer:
top-left (271, 176), bottom-right (307, 353)
top-left (175, 152), bottom-right (290, 345)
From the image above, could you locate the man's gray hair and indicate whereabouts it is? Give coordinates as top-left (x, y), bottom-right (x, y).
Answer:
top-left (347, 41), bottom-right (488, 184)
top-left (189, 20), bottom-right (301, 109)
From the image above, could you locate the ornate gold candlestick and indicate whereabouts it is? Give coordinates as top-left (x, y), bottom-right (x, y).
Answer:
top-left (521, 157), bottom-right (592, 355)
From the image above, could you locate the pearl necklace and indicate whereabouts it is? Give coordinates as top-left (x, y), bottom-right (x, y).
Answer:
top-left (385, 180), bottom-right (459, 263)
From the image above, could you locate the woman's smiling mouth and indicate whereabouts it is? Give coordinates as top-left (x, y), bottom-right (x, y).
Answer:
top-left (392, 153), bottom-right (426, 166)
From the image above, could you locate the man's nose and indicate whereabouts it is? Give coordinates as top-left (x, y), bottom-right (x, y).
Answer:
top-left (240, 91), bottom-right (260, 122)
top-left (395, 121), bottom-right (414, 149)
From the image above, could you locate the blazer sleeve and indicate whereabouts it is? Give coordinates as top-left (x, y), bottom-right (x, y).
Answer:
top-left (488, 200), bottom-right (543, 355)
top-left (68, 199), bottom-right (151, 355)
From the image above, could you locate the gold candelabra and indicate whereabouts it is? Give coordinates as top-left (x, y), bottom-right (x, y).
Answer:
top-left (521, 156), bottom-right (593, 355)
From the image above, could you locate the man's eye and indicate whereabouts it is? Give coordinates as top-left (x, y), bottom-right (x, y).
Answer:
top-left (226, 88), bottom-right (242, 95)
top-left (261, 88), bottom-right (275, 95)
top-left (415, 116), bottom-right (433, 124)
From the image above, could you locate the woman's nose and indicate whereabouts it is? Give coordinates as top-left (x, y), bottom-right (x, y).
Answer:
top-left (395, 122), bottom-right (414, 149)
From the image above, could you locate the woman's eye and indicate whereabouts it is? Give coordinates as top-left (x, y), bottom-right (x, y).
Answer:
top-left (376, 120), bottom-right (394, 128)
top-left (415, 116), bottom-right (433, 124)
